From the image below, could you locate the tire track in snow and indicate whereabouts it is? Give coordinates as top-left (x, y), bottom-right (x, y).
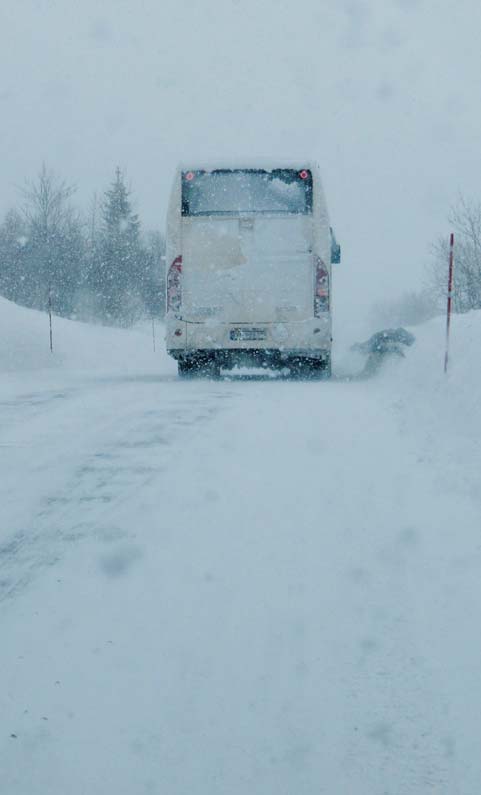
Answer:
top-left (0, 381), bottom-right (235, 602)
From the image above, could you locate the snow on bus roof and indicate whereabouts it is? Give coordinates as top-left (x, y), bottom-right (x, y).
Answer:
top-left (177, 159), bottom-right (320, 174)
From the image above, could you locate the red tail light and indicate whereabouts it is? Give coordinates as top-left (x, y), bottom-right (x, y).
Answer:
top-left (314, 257), bottom-right (329, 316)
top-left (167, 256), bottom-right (182, 312)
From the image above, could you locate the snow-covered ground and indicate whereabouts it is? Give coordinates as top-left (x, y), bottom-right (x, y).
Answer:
top-left (1, 296), bottom-right (480, 794)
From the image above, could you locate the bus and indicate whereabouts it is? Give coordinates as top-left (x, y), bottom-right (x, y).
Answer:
top-left (165, 161), bottom-right (340, 377)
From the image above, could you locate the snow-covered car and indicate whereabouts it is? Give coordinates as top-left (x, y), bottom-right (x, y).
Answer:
top-left (165, 161), bottom-right (340, 377)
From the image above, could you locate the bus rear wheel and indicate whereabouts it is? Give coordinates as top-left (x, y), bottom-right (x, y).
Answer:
top-left (309, 356), bottom-right (331, 379)
top-left (287, 356), bottom-right (331, 380)
top-left (178, 356), bottom-right (221, 379)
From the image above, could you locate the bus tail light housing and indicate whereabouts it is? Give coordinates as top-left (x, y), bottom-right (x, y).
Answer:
top-left (167, 256), bottom-right (182, 313)
top-left (314, 257), bottom-right (329, 316)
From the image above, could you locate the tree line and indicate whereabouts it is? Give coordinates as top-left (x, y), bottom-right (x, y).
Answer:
top-left (2, 166), bottom-right (481, 330)
top-left (0, 164), bottom-right (165, 325)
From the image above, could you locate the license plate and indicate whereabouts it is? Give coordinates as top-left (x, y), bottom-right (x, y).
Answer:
top-left (230, 327), bottom-right (267, 342)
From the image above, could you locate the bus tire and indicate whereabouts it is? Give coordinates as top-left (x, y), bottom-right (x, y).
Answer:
top-left (310, 355), bottom-right (331, 379)
top-left (178, 356), bottom-right (221, 379)
top-left (178, 359), bottom-right (196, 377)
top-left (297, 356), bottom-right (331, 380)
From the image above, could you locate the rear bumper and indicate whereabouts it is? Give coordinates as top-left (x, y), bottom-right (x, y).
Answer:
top-left (166, 315), bottom-right (331, 352)
top-left (168, 349), bottom-right (330, 368)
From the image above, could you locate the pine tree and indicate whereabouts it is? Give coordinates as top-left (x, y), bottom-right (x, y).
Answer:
top-left (95, 168), bottom-right (144, 325)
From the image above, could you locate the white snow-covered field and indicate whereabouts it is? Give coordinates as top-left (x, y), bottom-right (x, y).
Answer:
top-left (1, 296), bottom-right (481, 794)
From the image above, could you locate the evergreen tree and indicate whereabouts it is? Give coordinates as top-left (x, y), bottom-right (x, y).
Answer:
top-left (95, 168), bottom-right (144, 325)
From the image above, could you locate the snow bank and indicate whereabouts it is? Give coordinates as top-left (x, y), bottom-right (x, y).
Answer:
top-left (0, 296), bottom-right (173, 375)
top-left (387, 311), bottom-right (481, 522)
top-left (401, 309), bottom-right (481, 387)
top-left (390, 310), bottom-right (481, 450)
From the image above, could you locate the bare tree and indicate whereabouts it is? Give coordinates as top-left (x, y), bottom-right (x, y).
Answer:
top-left (22, 162), bottom-right (75, 232)
top-left (0, 209), bottom-right (27, 303)
top-left (426, 196), bottom-right (481, 313)
top-left (19, 163), bottom-right (84, 314)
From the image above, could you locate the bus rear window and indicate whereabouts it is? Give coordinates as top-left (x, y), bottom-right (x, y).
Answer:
top-left (182, 169), bottom-right (313, 216)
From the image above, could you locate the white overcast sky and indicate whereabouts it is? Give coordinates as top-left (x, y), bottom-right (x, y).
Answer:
top-left (1, 0), bottom-right (481, 319)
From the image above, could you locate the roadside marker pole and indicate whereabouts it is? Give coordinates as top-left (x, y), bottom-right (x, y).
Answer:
top-left (444, 232), bottom-right (454, 373)
top-left (152, 315), bottom-right (156, 352)
top-left (48, 287), bottom-right (53, 353)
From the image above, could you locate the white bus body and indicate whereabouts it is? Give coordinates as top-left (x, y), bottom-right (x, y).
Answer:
top-left (165, 162), bottom-right (339, 377)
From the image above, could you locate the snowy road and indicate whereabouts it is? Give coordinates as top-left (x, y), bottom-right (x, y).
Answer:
top-left (1, 313), bottom-right (481, 794)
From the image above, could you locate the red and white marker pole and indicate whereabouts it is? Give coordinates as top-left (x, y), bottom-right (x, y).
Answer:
top-left (444, 232), bottom-right (455, 373)
top-left (48, 286), bottom-right (53, 353)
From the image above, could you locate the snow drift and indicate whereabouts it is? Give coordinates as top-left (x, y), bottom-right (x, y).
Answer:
top-left (0, 296), bottom-right (172, 374)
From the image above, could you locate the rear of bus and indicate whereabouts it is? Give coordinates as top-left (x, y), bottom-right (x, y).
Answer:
top-left (166, 163), bottom-right (334, 376)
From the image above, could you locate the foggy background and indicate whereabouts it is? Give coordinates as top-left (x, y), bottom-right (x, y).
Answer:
top-left (1, 0), bottom-right (480, 329)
